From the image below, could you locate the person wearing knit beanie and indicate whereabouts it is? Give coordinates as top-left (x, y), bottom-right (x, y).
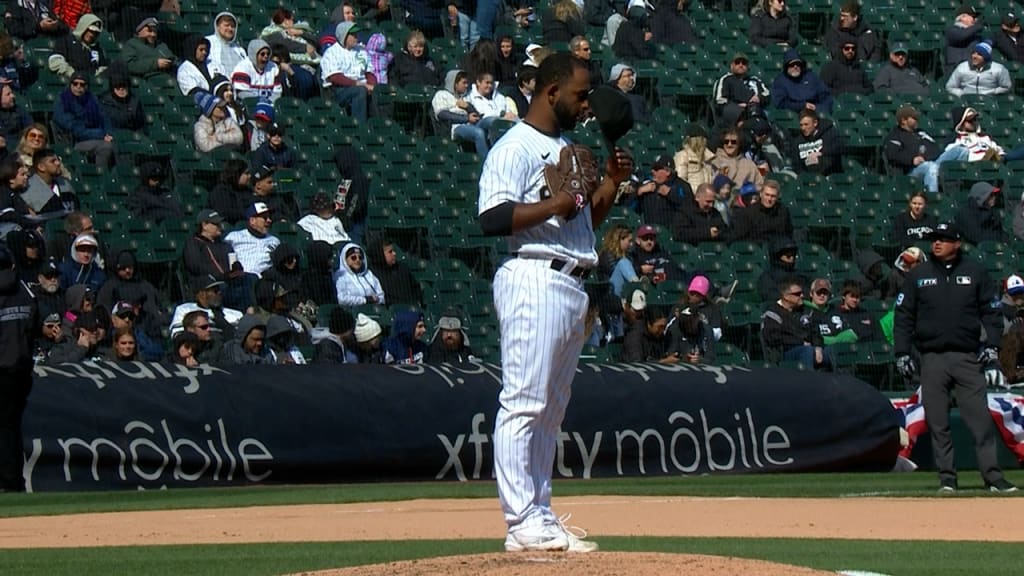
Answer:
top-left (945, 39), bottom-right (1012, 97)
top-left (354, 313), bottom-right (382, 343)
top-left (193, 91), bottom-right (244, 152)
top-left (353, 313), bottom-right (384, 363)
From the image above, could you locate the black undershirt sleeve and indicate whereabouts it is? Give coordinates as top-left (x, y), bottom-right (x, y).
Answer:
top-left (479, 201), bottom-right (516, 236)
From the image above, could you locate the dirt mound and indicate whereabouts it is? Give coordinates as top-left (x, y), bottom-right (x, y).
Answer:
top-left (294, 552), bottom-right (836, 576)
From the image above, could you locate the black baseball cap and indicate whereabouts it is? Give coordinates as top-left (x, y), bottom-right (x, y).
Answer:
top-left (927, 222), bottom-right (962, 241)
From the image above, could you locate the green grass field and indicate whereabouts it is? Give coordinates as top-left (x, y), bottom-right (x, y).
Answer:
top-left (0, 471), bottom-right (1020, 576)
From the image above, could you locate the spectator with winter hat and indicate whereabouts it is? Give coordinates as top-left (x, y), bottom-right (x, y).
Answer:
top-left (193, 92), bottom-right (244, 153)
top-left (945, 40), bottom-right (1012, 97)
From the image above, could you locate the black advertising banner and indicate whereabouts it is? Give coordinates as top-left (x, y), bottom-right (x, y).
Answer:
top-left (21, 362), bottom-right (901, 492)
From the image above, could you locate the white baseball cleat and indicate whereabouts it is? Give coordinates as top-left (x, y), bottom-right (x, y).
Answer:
top-left (558, 513), bottom-right (599, 553)
top-left (504, 524), bottom-right (569, 552)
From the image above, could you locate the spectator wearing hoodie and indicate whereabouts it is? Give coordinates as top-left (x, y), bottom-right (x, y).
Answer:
top-left (673, 123), bottom-right (716, 192)
top-left (365, 32), bottom-right (393, 85)
top-left (206, 158), bottom-right (250, 225)
top-left (232, 38), bottom-right (282, 104)
top-left (96, 247), bottom-right (164, 321)
top-left (220, 314), bottom-right (272, 365)
top-left (265, 314), bottom-right (306, 364)
top-left (312, 306), bottom-right (358, 363)
top-left (994, 12), bottom-right (1024, 63)
top-left (929, 106), bottom-right (1024, 175)
top-left (177, 34), bottom-right (220, 97)
top-left (99, 65), bottom-right (145, 132)
top-left (431, 69), bottom-right (488, 156)
top-left (427, 309), bottom-right (476, 363)
top-left (944, 4), bottom-right (984, 75)
top-left (823, 1), bottom-right (880, 62)
top-left (320, 22), bottom-right (376, 122)
top-left (334, 242), bottom-right (385, 307)
top-left (58, 232), bottom-right (105, 291)
top-left (121, 17), bottom-right (178, 78)
top-left (193, 92), bottom-right (244, 153)
top-left (353, 312), bottom-right (385, 363)
top-left (52, 71), bottom-right (116, 168)
top-left (772, 49), bottom-right (833, 114)
top-left (382, 310), bottom-right (428, 364)
top-left (820, 41), bottom-right (873, 96)
top-left (748, 0), bottom-right (798, 48)
top-left (366, 237), bottom-right (422, 307)
top-left (757, 237), bottom-right (807, 303)
top-left (126, 161), bottom-right (183, 224)
top-left (389, 30), bottom-right (441, 88)
top-left (945, 41), bottom-right (1011, 97)
top-left (262, 242), bottom-right (304, 300)
top-left (731, 179), bottom-right (793, 245)
top-left (793, 109), bottom-right (842, 176)
top-left (206, 12), bottom-right (247, 79)
top-left (957, 182), bottom-right (1006, 245)
top-left (47, 12), bottom-right (106, 82)
top-left (608, 63), bottom-right (650, 125)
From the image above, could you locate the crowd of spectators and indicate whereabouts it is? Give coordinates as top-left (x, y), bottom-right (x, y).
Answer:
top-left (1, 1), bottom-right (1023, 376)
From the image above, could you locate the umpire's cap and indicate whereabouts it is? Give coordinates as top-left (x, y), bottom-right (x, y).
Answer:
top-left (927, 222), bottom-right (962, 241)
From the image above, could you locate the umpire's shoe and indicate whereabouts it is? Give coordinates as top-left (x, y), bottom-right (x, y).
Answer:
top-left (986, 478), bottom-right (1019, 493)
top-left (938, 478), bottom-right (958, 493)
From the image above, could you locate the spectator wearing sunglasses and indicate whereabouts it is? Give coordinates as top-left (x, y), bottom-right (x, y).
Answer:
top-left (820, 41), bottom-right (873, 96)
top-left (333, 242), bottom-right (385, 307)
top-left (761, 276), bottom-right (833, 370)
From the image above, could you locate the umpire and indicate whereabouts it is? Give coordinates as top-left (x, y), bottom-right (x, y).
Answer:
top-left (0, 243), bottom-right (36, 492)
top-left (894, 223), bottom-right (1017, 493)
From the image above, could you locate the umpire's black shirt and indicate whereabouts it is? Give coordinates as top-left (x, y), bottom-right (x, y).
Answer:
top-left (894, 252), bottom-right (1002, 356)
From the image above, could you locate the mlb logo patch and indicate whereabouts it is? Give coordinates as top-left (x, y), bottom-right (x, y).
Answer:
top-left (956, 276), bottom-right (972, 285)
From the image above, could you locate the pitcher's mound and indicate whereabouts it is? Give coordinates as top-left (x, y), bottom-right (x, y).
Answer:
top-left (296, 552), bottom-right (836, 575)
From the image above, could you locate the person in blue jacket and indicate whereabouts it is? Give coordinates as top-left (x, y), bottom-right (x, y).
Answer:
top-left (52, 71), bottom-right (116, 167)
top-left (382, 309), bottom-right (428, 365)
top-left (771, 49), bottom-right (833, 115)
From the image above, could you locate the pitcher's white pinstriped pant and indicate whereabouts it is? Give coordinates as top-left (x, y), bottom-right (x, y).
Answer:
top-left (492, 258), bottom-right (589, 531)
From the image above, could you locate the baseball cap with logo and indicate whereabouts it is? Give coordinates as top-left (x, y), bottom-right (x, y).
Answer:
top-left (652, 154), bottom-right (674, 171)
top-left (1006, 274), bottom-right (1024, 296)
top-left (637, 224), bottom-right (657, 238)
top-left (112, 301), bottom-right (136, 319)
top-left (198, 208), bottom-right (224, 224)
top-left (927, 222), bottom-right (962, 241)
top-left (245, 202), bottom-right (271, 219)
top-left (1004, 13), bottom-right (1020, 27)
top-left (192, 274), bottom-right (225, 293)
top-left (39, 258), bottom-right (59, 277)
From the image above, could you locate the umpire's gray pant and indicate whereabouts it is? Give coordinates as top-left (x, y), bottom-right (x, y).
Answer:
top-left (920, 351), bottom-right (1003, 484)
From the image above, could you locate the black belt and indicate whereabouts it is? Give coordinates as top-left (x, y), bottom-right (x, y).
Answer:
top-left (515, 255), bottom-right (590, 280)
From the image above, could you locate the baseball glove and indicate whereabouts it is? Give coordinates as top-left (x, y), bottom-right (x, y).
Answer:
top-left (544, 144), bottom-right (600, 220)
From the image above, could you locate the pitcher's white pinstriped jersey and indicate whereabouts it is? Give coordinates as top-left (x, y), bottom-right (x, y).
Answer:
top-left (478, 122), bottom-right (598, 266)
